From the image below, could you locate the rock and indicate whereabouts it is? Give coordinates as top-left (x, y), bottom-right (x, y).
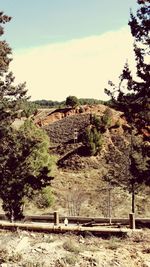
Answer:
top-left (32, 242), bottom-right (52, 254)
top-left (143, 262), bottom-right (150, 267)
top-left (79, 237), bottom-right (85, 244)
top-left (15, 236), bottom-right (29, 252)
top-left (30, 232), bottom-right (36, 238)
top-left (34, 247), bottom-right (43, 252)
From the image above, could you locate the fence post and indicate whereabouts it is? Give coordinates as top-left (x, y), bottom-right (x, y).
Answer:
top-left (54, 211), bottom-right (59, 226)
top-left (129, 213), bottom-right (135, 229)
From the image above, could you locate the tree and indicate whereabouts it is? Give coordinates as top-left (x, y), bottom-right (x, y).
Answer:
top-left (65, 96), bottom-right (79, 108)
top-left (0, 13), bottom-right (56, 220)
top-left (105, 0), bottom-right (150, 185)
top-left (82, 114), bottom-right (103, 156)
top-left (101, 107), bottom-right (113, 132)
top-left (21, 101), bottom-right (38, 118)
top-left (0, 120), bottom-right (56, 220)
top-left (103, 134), bottom-right (144, 213)
top-left (0, 14), bottom-right (28, 132)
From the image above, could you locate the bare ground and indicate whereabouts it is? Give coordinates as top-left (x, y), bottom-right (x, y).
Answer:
top-left (0, 229), bottom-right (150, 267)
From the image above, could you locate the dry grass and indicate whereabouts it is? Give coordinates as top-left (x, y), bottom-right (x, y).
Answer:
top-left (0, 229), bottom-right (150, 266)
top-left (63, 238), bottom-right (82, 254)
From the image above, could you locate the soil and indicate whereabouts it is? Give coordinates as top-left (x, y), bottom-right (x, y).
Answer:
top-left (0, 229), bottom-right (150, 267)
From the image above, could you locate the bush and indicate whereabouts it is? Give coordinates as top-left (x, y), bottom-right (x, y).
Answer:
top-left (102, 107), bottom-right (113, 127)
top-left (33, 187), bottom-right (54, 209)
top-left (63, 239), bottom-right (81, 254)
top-left (79, 106), bottom-right (84, 113)
top-left (106, 237), bottom-right (121, 250)
top-left (63, 255), bottom-right (77, 265)
top-left (66, 96), bottom-right (79, 108)
top-left (82, 126), bottom-right (103, 156)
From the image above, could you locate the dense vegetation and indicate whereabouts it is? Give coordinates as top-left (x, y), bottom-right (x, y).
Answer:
top-left (81, 108), bottom-right (113, 156)
top-left (32, 98), bottom-right (108, 108)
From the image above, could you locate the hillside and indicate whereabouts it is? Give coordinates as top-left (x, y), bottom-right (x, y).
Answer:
top-left (29, 104), bottom-right (150, 219)
top-left (1, 104), bottom-right (150, 267)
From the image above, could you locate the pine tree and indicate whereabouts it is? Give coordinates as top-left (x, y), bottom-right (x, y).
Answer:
top-left (105, 1), bottom-right (150, 128)
top-left (0, 13), bottom-right (28, 134)
top-left (65, 96), bottom-right (79, 108)
top-left (82, 114), bottom-right (103, 156)
top-left (0, 13), bottom-right (55, 220)
top-left (104, 133), bottom-right (143, 213)
top-left (0, 120), bottom-right (55, 220)
top-left (105, 0), bottom-right (150, 185)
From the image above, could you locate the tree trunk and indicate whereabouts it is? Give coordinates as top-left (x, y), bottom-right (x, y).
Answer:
top-left (131, 183), bottom-right (135, 213)
top-left (108, 187), bottom-right (112, 224)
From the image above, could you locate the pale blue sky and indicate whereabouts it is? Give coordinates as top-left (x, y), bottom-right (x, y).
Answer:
top-left (0, 1), bottom-right (138, 101)
top-left (1, 0), bottom-right (137, 50)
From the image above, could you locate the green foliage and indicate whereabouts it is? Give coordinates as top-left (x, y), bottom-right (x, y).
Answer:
top-left (103, 134), bottom-right (143, 213)
top-left (0, 14), bottom-right (28, 136)
top-left (21, 101), bottom-right (38, 118)
top-left (82, 114), bottom-right (103, 156)
top-left (101, 108), bottom-right (112, 128)
top-left (105, 1), bottom-right (150, 129)
top-left (90, 113), bottom-right (101, 129)
top-left (65, 95), bottom-right (79, 108)
top-left (130, 136), bottom-right (150, 185)
top-left (32, 99), bottom-right (65, 108)
top-left (79, 106), bottom-right (84, 113)
top-left (78, 98), bottom-right (106, 105)
top-left (0, 14), bottom-right (56, 220)
top-left (33, 186), bottom-right (54, 209)
top-left (104, 1), bottom-right (150, 185)
top-left (129, 0), bottom-right (150, 46)
top-left (0, 120), bottom-right (56, 220)
top-left (19, 120), bottom-right (56, 177)
top-left (115, 119), bottom-right (121, 128)
top-left (31, 98), bottom-right (106, 109)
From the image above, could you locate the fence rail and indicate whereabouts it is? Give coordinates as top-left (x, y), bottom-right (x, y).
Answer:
top-left (0, 213), bottom-right (150, 228)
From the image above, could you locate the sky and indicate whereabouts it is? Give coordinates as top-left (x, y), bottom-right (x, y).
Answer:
top-left (1, 0), bottom-right (138, 101)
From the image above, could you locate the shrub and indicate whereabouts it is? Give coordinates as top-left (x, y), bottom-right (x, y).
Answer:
top-left (79, 106), bottom-right (84, 113)
top-left (82, 126), bottom-right (103, 156)
top-left (63, 255), bottom-right (77, 265)
top-left (33, 186), bottom-right (54, 209)
top-left (106, 237), bottom-right (121, 250)
top-left (102, 107), bottom-right (113, 128)
top-left (66, 96), bottom-right (79, 108)
top-left (63, 239), bottom-right (81, 254)
top-left (115, 119), bottom-right (121, 128)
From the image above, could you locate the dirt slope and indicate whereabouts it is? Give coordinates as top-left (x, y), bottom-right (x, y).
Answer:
top-left (31, 104), bottom-right (150, 219)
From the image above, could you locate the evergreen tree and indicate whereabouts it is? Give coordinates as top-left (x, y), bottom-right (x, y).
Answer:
top-left (0, 13), bottom-right (28, 134)
top-left (0, 120), bottom-right (55, 220)
top-left (105, 0), bottom-right (150, 185)
top-left (104, 134), bottom-right (143, 213)
top-left (105, 0), bottom-right (150, 128)
top-left (82, 114), bottom-right (103, 156)
top-left (0, 13), bottom-right (55, 220)
top-left (65, 96), bottom-right (79, 108)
